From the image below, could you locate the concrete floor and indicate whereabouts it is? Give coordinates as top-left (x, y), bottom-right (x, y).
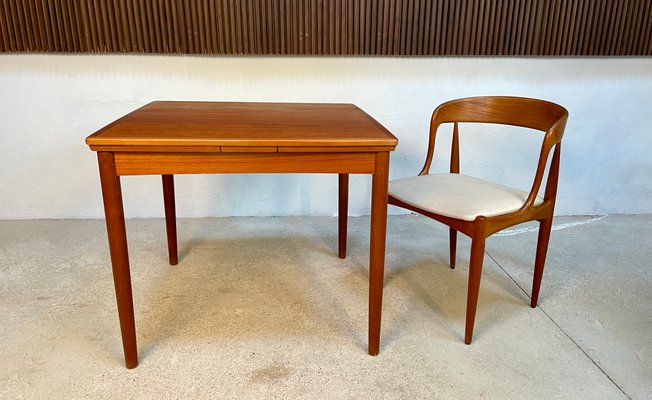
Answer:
top-left (0, 214), bottom-right (650, 399)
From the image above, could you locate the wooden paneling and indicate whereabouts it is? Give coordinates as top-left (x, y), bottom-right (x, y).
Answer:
top-left (1, 0), bottom-right (650, 55)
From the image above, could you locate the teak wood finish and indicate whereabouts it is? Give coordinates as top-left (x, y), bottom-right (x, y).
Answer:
top-left (388, 96), bottom-right (568, 344)
top-left (87, 101), bottom-right (397, 368)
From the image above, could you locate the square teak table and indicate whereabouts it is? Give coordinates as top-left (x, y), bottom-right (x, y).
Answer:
top-left (86, 101), bottom-right (398, 368)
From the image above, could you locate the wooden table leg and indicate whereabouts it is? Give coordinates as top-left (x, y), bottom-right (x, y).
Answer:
top-left (98, 152), bottom-right (138, 369)
top-left (162, 174), bottom-right (178, 265)
top-left (368, 152), bottom-right (389, 355)
top-left (338, 173), bottom-right (349, 259)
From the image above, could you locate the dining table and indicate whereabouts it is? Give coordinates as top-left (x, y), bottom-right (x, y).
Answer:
top-left (86, 101), bottom-right (398, 368)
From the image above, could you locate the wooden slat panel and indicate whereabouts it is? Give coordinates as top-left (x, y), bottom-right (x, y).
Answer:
top-left (641, 1), bottom-right (652, 55)
top-left (1, 0), bottom-right (650, 55)
top-left (0, 2), bottom-right (7, 51)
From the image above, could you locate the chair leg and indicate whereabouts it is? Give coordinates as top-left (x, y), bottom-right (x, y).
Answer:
top-left (531, 217), bottom-right (553, 308)
top-left (464, 233), bottom-right (486, 344)
top-left (449, 228), bottom-right (457, 269)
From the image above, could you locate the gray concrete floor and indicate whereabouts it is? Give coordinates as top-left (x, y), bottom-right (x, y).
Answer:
top-left (0, 215), bottom-right (650, 399)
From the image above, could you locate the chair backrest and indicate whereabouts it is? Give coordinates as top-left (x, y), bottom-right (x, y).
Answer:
top-left (420, 96), bottom-right (569, 210)
top-left (430, 96), bottom-right (568, 141)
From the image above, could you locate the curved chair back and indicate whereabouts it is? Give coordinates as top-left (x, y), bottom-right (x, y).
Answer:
top-left (431, 96), bottom-right (568, 134)
top-left (421, 96), bottom-right (568, 212)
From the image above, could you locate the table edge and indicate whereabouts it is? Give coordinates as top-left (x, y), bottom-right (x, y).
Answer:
top-left (85, 101), bottom-right (399, 150)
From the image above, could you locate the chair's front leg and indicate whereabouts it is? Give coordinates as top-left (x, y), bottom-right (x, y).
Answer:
top-left (98, 152), bottom-right (138, 369)
top-left (162, 174), bottom-right (178, 265)
top-left (465, 218), bottom-right (487, 345)
top-left (338, 173), bottom-right (349, 259)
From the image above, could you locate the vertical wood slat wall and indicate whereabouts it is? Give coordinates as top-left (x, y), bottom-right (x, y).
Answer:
top-left (0, 0), bottom-right (650, 55)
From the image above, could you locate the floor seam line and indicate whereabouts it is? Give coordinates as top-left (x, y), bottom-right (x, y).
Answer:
top-left (485, 250), bottom-right (632, 400)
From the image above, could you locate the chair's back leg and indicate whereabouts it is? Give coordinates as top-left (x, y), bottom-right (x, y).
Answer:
top-left (449, 228), bottom-right (457, 269)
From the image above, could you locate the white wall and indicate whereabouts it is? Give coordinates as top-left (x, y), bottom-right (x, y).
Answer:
top-left (0, 55), bottom-right (651, 219)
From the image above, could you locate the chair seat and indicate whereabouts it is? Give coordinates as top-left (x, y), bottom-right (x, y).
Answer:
top-left (388, 173), bottom-right (543, 221)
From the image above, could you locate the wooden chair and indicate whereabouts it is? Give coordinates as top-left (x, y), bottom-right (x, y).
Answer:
top-left (388, 96), bottom-right (568, 344)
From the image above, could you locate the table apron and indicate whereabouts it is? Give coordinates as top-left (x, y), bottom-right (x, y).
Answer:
top-left (113, 151), bottom-right (380, 176)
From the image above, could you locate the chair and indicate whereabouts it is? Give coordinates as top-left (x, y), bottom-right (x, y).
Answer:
top-left (388, 96), bottom-right (568, 344)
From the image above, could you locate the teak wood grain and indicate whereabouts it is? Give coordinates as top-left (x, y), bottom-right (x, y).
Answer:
top-left (113, 152), bottom-right (377, 176)
top-left (86, 102), bottom-right (397, 150)
top-left (87, 101), bottom-right (397, 369)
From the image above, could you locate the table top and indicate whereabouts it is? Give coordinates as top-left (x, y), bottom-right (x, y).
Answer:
top-left (86, 101), bottom-right (397, 151)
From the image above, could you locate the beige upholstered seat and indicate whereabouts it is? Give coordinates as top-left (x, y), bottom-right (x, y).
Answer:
top-left (389, 173), bottom-right (543, 221)
top-left (387, 96), bottom-right (569, 345)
